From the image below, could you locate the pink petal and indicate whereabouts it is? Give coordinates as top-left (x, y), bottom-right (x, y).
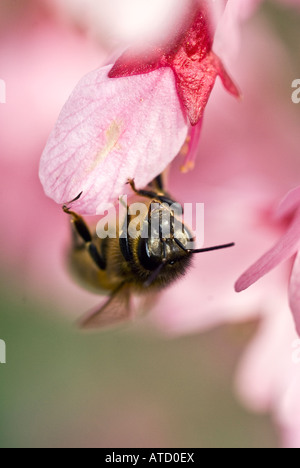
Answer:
top-left (289, 251), bottom-right (300, 335)
top-left (213, 0), bottom-right (261, 64)
top-left (109, 49), bottom-right (161, 78)
top-left (213, 52), bottom-right (241, 98)
top-left (276, 185), bottom-right (300, 220)
top-left (236, 307), bottom-right (297, 414)
top-left (39, 65), bottom-right (188, 215)
top-left (235, 207), bottom-right (300, 292)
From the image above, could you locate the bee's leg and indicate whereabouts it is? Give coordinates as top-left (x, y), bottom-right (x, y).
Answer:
top-left (63, 205), bottom-right (106, 270)
top-left (128, 179), bottom-right (161, 199)
top-left (150, 174), bottom-right (164, 192)
top-left (170, 210), bottom-right (175, 239)
top-left (128, 179), bottom-right (175, 205)
top-left (119, 202), bottom-right (134, 263)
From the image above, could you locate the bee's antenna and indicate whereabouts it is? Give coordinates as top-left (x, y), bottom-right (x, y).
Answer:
top-left (175, 238), bottom-right (235, 254)
top-left (191, 243), bottom-right (235, 253)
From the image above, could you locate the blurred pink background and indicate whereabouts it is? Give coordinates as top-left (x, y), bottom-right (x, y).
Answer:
top-left (0, 0), bottom-right (300, 448)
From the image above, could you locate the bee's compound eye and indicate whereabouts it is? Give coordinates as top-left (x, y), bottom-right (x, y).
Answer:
top-left (137, 238), bottom-right (161, 271)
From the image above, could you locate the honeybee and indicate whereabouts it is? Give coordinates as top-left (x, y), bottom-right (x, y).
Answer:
top-left (63, 175), bottom-right (234, 328)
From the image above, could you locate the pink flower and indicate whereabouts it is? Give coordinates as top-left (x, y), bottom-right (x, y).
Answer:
top-left (39, 0), bottom-right (240, 215)
top-left (148, 18), bottom-right (300, 335)
top-left (236, 306), bottom-right (300, 448)
top-left (39, 66), bottom-right (188, 215)
top-left (235, 186), bottom-right (300, 335)
top-left (145, 9), bottom-right (300, 446)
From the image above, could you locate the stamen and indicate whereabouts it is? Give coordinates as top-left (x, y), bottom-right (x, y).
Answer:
top-left (180, 120), bottom-right (203, 173)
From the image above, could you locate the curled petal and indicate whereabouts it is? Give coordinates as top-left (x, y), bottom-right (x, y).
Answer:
top-left (213, 53), bottom-right (241, 98)
top-left (276, 185), bottom-right (300, 220)
top-left (235, 207), bottom-right (300, 292)
top-left (39, 65), bottom-right (188, 214)
top-left (289, 252), bottom-right (300, 335)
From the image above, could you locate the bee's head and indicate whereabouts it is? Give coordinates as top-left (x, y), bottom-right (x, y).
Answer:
top-left (135, 204), bottom-right (194, 288)
top-left (135, 203), bottom-right (234, 289)
top-left (120, 201), bottom-right (234, 290)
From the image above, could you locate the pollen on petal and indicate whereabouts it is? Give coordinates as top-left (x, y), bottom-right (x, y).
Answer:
top-left (180, 120), bottom-right (203, 173)
top-left (88, 120), bottom-right (123, 173)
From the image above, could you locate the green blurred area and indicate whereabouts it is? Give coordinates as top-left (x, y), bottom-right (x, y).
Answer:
top-left (0, 280), bottom-right (277, 448)
top-left (263, 0), bottom-right (300, 65)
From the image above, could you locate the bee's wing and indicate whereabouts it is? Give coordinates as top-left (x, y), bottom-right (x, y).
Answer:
top-left (79, 283), bottom-right (132, 330)
top-left (136, 291), bottom-right (160, 317)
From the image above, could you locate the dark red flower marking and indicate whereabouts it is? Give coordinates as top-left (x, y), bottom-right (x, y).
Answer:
top-left (109, 4), bottom-right (240, 126)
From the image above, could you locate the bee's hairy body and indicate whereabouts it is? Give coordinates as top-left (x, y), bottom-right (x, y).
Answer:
top-left (68, 193), bottom-right (192, 296)
top-left (68, 235), bottom-right (122, 295)
top-left (63, 176), bottom-right (234, 328)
